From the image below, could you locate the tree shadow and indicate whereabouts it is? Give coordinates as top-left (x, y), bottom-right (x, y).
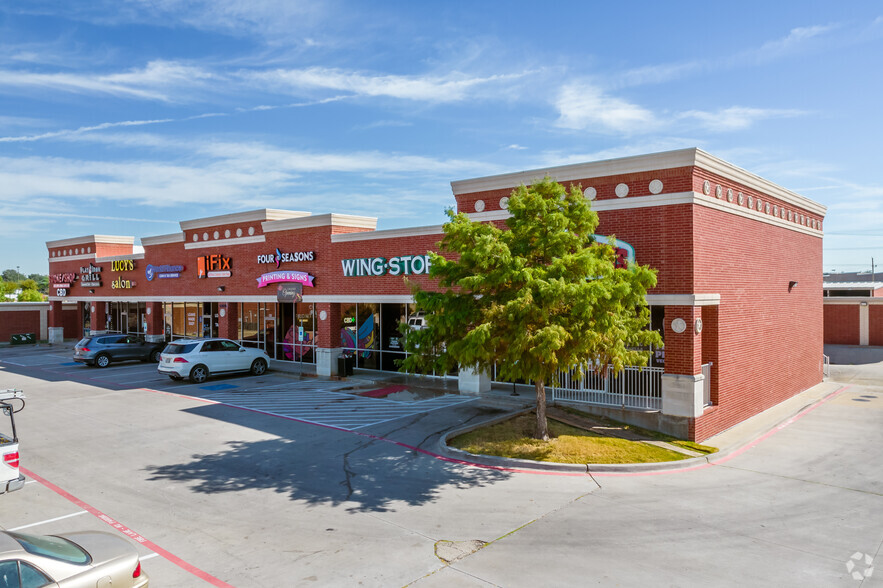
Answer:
top-left (144, 403), bottom-right (513, 513)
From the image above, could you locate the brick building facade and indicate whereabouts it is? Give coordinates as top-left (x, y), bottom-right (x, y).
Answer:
top-left (45, 148), bottom-right (826, 441)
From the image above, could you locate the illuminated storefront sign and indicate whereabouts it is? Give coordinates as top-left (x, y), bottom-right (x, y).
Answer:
top-left (79, 264), bottom-right (102, 287)
top-left (111, 277), bottom-right (136, 289)
top-left (51, 272), bottom-right (77, 288)
top-left (341, 254), bottom-right (431, 277)
top-left (197, 254), bottom-right (232, 278)
top-left (111, 259), bottom-right (136, 272)
top-left (257, 248), bottom-right (315, 267)
top-left (146, 264), bottom-right (184, 281)
top-left (256, 270), bottom-right (315, 288)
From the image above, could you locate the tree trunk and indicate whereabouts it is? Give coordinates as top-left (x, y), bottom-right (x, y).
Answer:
top-left (535, 378), bottom-right (550, 441)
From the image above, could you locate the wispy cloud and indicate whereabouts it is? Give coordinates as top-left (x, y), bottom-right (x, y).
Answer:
top-left (0, 60), bottom-right (217, 102)
top-left (244, 67), bottom-right (531, 102)
top-left (554, 83), bottom-right (658, 134)
top-left (678, 107), bottom-right (807, 132)
top-left (751, 24), bottom-right (839, 61)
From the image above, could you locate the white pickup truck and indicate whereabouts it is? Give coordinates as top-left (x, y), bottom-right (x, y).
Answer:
top-left (0, 389), bottom-right (25, 495)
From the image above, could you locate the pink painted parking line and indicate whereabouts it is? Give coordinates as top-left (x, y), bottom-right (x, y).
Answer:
top-left (19, 467), bottom-right (235, 588)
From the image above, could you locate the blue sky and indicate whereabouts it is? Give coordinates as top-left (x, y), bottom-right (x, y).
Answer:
top-left (1, 1), bottom-right (882, 275)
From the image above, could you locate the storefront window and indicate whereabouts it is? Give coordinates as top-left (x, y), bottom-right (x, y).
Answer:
top-left (240, 302), bottom-right (260, 346)
top-left (340, 304), bottom-right (357, 356)
top-left (163, 303), bottom-right (173, 340)
top-left (185, 302), bottom-right (200, 338)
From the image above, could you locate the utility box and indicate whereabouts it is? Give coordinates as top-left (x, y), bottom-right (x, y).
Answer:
top-left (10, 334), bottom-right (35, 346)
top-left (337, 355), bottom-right (355, 376)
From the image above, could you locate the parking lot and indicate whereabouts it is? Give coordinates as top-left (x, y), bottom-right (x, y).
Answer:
top-left (2, 344), bottom-right (881, 587)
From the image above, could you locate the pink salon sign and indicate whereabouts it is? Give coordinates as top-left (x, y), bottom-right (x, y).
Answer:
top-left (256, 270), bottom-right (315, 288)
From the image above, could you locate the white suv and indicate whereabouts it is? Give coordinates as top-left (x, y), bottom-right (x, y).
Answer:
top-left (158, 338), bottom-right (270, 383)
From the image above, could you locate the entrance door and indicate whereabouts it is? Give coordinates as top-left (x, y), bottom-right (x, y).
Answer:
top-left (264, 315), bottom-right (276, 359)
top-left (202, 316), bottom-right (212, 338)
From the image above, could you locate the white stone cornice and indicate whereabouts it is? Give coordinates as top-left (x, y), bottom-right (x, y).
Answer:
top-left (646, 294), bottom-right (721, 307)
top-left (96, 252), bottom-right (145, 262)
top-left (141, 233), bottom-right (185, 246)
top-left (46, 235), bottom-right (134, 248)
top-left (49, 254), bottom-right (95, 263)
top-left (331, 225), bottom-right (443, 242)
top-left (263, 213), bottom-right (378, 233)
top-left (466, 191), bottom-right (824, 238)
top-left (180, 209), bottom-right (310, 230)
top-left (451, 148), bottom-right (826, 217)
top-left (184, 235), bottom-right (266, 249)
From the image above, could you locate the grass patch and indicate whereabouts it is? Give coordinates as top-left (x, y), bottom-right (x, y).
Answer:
top-left (450, 414), bottom-right (692, 464)
top-left (557, 406), bottom-right (718, 455)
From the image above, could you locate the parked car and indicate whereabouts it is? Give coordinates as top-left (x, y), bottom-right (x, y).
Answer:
top-left (0, 530), bottom-right (148, 587)
top-left (0, 390), bottom-right (25, 496)
top-left (73, 335), bottom-right (166, 368)
top-left (158, 338), bottom-right (270, 383)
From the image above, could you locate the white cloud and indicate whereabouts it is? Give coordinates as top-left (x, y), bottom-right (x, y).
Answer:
top-left (0, 60), bottom-right (217, 102)
top-left (244, 67), bottom-right (529, 102)
top-left (554, 83), bottom-right (658, 134)
top-left (678, 107), bottom-right (806, 132)
top-left (752, 24), bottom-right (838, 60)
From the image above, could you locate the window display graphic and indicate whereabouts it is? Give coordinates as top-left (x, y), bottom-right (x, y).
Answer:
top-left (341, 313), bottom-right (376, 357)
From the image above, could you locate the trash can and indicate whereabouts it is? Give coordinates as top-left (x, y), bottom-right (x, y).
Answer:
top-left (337, 355), bottom-right (355, 377)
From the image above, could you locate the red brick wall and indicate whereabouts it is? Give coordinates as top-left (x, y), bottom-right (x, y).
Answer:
top-left (870, 305), bottom-right (883, 346)
top-left (824, 305), bottom-right (860, 345)
top-left (0, 306), bottom-right (42, 341)
top-left (691, 203), bottom-right (824, 441)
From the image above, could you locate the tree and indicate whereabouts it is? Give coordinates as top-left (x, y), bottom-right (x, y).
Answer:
top-left (28, 274), bottom-right (49, 294)
top-left (400, 177), bottom-right (663, 440)
top-left (2, 269), bottom-right (25, 282)
top-left (17, 289), bottom-right (44, 302)
top-left (20, 279), bottom-right (38, 291)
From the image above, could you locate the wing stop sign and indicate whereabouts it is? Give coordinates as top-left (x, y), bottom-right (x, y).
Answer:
top-left (277, 282), bottom-right (303, 303)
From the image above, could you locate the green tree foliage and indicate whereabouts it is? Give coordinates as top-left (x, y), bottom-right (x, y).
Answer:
top-left (17, 289), bottom-right (44, 302)
top-left (28, 274), bottom-right (49, 294)
top-left (20, 279), bottom-right (38, 291)
top-left (2, 269), bottom-right (25, 282)
top-left (401, 177), bottom-right (663, 440)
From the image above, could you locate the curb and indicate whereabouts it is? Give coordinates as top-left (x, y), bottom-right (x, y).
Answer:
top-left (435, 385), bottom-right (850, 474)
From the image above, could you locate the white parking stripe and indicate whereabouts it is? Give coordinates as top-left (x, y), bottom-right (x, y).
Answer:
top-left (8, 510), bottom-right (88, 531)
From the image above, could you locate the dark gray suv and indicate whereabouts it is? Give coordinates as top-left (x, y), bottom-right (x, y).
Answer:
top-left (73, 334), bottom-right (166, 368)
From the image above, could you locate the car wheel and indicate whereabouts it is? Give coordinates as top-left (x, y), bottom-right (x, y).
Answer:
top-left (190, 364), bottom-right (209, 384)
top-left (95, 353), bottom-right (111, 368)
top-left (149, 349), bottom-right (161, 363)
top-left (250, 358), bottom-right (268, 376)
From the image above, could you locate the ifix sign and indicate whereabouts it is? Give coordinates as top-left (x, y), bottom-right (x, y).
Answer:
top-left (341, 254), bottom-right (431, 277)
top-left (197, 254), bottom-right (232, 278)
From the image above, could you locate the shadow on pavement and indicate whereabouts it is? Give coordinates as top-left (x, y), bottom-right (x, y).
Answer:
top-left (144, 402), bottom-right (513, 513)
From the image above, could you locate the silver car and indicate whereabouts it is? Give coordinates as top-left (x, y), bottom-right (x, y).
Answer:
top-left (0, 530), bottom-right (148, 587)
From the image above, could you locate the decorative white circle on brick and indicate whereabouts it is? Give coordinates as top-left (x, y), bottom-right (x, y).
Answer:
top-left (213, 231), bottom-right (219, 240)
top-left (649, 179), bottom-right (663, 194)
top-left (756, 200), bottom-right (763, 211)
top-left (91, 306), bottom-right (95, 312)
top-left (225, 229), bottom-right (230, 238)
top-left (727, 188), bottom-right (734, 202)
top-left (747, 195), bottom-right (754, 208)
top-left (715, 184), bottom-right (722, 198)
top-left (788, 211), bottom-right (792, 221)
top-left (219, 308), bottom-right (226, 318)
top-left (75, 248), bottom-right (79, 255)
top-left (738, 192), bottom-right (744, 205)
top-left (671, 318), bottom-right (687, 334)
top-left (203, 232), bottom-right (209, 241)
top-left (773, 205), bottom-right (779, 217)
top-left (146, 307), bottom-right (151, 315)
top-left (615, 183), bottom-right (629, 198)
top-left (248, 226), bottom-right (255, 236)
top-left (319, 310), bottom-right (327, 321)
top-left (236, 228), bottom-right (243, 237)
top-left (474, 199), bottom-right (485, 212)
top-left (192, 234), bottom-right (198, 242)
top-left (585, 187), bottom-right (597, 200)
top-left (499, 197), bottom-right (509, 209)
top-left (703, 180), bottom-right (710, 195)
top-left (694, 318), bottom-right (703, 334)
top-left (764, 203), bottom-right (770, 214)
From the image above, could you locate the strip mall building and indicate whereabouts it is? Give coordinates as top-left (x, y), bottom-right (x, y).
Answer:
top-left (44, 148), bottom-right (826, 441)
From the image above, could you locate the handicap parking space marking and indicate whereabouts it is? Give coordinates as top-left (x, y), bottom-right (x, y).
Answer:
top-left (200, 383), bottom-right (239, 391)
top-left (197, 385), bottom-right (477, 430)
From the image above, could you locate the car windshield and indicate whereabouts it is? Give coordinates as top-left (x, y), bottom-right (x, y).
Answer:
top-left (9, 532), bottom-right (91, 565)
top-left (164, 343), bottom-right (198, 355)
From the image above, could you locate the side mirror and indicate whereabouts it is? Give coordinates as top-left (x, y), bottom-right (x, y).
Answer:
top-left (239, 348), bottom-right (246, 352)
